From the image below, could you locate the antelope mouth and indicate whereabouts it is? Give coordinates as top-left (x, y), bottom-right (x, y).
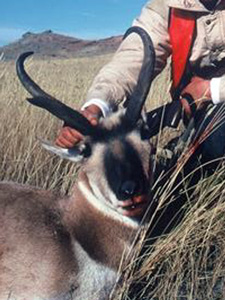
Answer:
top-left (117, 194), bottom-right (149, 218)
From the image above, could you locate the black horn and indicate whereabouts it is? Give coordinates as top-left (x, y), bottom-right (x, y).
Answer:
top-left (16, 52), bottom-right (96, 136)
top-left (16, 52), bottom-right (56, 100)
top-left (123, 26), bottom-right (155, 125)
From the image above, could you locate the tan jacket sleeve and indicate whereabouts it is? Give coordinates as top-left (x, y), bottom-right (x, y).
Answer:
top-left (86, 0), bottom-right (171, 106)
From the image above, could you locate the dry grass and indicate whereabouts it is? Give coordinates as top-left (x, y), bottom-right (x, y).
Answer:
top-left (110, 161), bottom-right (225, 300)
top-left (0, 54), bottom-right (225, 299)
top-left (0, 54), bottom-right (112, 193)
top-left (0, 54), bottom-right (170, 192)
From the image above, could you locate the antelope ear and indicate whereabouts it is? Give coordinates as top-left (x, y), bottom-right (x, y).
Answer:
top-left (39, 139), bottom-right (88, 162)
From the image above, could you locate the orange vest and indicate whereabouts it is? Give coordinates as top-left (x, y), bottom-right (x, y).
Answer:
top-left (169, 8), bottom-right (196, 97)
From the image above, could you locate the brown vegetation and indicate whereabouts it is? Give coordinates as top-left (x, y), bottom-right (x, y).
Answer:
top-left (0, 55), bottom-right (112, 193)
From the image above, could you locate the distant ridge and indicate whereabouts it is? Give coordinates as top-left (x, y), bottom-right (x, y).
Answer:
top-left (0, 30), bottom-right (123, 60)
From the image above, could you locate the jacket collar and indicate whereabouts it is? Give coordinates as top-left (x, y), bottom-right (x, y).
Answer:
top-left (167, 0), bottom-right (221, 12)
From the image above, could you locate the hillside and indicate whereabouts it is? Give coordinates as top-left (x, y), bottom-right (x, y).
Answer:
top-left (0, 30), bottom-right (123, 60)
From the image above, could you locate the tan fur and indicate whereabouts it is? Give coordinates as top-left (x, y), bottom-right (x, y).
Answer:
top-left (0, 182), bottom-right (77, 299)
top-left (0, 177), bottom-right (139, 299)
top-left (0, 111), bottom-right (152, 300)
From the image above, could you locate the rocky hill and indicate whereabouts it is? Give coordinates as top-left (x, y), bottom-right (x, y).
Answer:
top-left (0, 30), bottom-right (123, 60)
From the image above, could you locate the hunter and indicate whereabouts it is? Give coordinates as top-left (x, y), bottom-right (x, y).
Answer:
top-left (56, 0), bottom-right (225, 161)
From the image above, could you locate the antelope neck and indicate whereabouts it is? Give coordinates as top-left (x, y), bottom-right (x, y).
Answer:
top-left (60, 175), bottom-right (138, 269)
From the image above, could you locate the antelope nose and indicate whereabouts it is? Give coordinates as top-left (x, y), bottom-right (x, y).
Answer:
top-left (120, 180), bottom-right (137, 199)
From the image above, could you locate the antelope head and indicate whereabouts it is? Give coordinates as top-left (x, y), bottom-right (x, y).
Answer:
top-left (16, 26), bottom-right (155, 223)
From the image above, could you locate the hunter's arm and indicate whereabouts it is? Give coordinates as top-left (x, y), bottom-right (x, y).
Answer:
top-left (85, 0), bottom-right (171, 108)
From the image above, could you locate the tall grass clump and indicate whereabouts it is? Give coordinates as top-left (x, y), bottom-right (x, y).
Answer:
top-left (0, 54), bottom-right (112, 193)
top-left (110, 158), bottom-right (225, 300)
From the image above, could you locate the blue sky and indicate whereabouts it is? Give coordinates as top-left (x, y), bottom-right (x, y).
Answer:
top-left (0, 0), bottom-right (147, 46)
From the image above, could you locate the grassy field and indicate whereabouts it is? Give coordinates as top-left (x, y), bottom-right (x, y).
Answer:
top-left (0, 54), bottom-right (225, 299)
top-left (0, 55), bottom-right (113, 193)
top-left (0, 54), bottom-right (171, 192)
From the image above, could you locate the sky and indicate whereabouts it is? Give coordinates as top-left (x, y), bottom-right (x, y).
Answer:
top-left (0, 0), bottom-right (147, 46)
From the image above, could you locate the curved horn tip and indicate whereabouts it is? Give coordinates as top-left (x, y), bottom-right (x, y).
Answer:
top-left (123, 26), bottom-right (155, 124)
top-left (17, 51), bottom-right (34, 63)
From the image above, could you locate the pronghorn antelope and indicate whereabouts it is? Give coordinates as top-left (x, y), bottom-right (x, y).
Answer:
top-left (0, 27), bottom-right (155, 300)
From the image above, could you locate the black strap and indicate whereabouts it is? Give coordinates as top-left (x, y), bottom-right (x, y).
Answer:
top-left (146, 101), bottom-right (182, 137)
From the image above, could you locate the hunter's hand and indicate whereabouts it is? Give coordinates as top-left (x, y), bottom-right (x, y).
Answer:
top-left (180, 76), bottom-right (211, 116)
top-left (55, 104), bottom-right (102, 148)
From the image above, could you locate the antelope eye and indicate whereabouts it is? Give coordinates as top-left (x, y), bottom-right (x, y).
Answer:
top-left (79, 143), bottom-right (92, 158)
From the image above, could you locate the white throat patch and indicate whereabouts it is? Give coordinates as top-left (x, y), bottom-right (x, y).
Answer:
top-left (78, 181), bottom-right (139, 229)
